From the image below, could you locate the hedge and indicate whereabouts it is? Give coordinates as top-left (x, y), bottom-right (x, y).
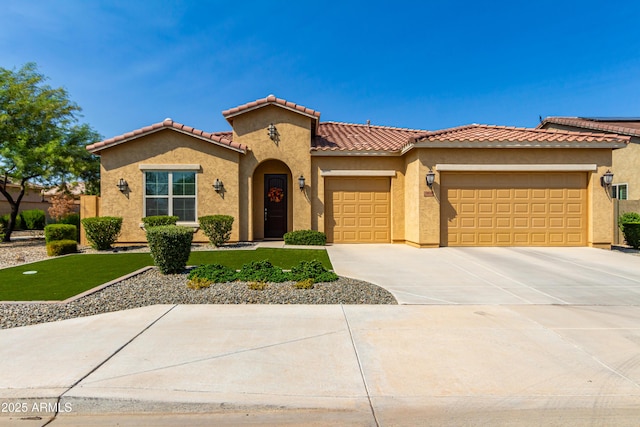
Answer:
top-left (622, 222), bottom-right (640, 249)
top-left (81, 217), bottom-right (123, 250)
top-left (21, 209), bottom-right (46, 230)
top-left (45, 224), bottom-right (77, 243)
top-left (283, 230), bottom-right (327, 246)
top-left (146, 225), bottom-right (193, 274)
top-left (46, 240), bottom-right (78, 256)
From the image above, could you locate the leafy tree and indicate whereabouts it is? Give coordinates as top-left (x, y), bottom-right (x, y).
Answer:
top-left (0, 63), bottom-right (101, 241)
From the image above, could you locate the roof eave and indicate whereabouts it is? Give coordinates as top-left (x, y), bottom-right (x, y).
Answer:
top-left (87, 126), bottom-right (246, 155)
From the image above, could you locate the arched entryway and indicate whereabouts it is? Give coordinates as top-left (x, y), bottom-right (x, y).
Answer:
top-left (252, 160), bottom-right (293, 239)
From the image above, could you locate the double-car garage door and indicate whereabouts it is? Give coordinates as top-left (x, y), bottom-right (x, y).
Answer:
top-left (324, 172), bottom-right (587, 246)
top-left (442, 172), bottom-right (587, 246)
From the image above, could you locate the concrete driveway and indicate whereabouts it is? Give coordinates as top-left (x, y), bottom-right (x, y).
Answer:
top-left (327, 245), bottom-right (640, 305)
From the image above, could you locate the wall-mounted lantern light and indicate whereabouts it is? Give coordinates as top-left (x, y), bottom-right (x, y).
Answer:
top-left (268, 123), bottom-right (277, 141)
top-left (601, 170), bottom-right (614, 188)
top-left (117, 178), bottom-right (129, 193)
top-left (213, 178), bottom-right (224, 193)
top-left (298, 175), bottom-right (306, 191)
top-left (425, 169), bottom-right (435, 188)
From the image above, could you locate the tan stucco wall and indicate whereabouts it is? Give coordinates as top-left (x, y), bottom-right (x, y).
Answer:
top-left (408, 147), bottom-right (614, 248)
top-left (541, 123), bottom-right (639, 201)
top-left (98, 129), bottom-right (241, 243)
top-left (233, 105), bottom-right (312, 240)
top-left (310, 156), bottom-right (405, 242)
top-left (612, 138), bottom-right (640, 200)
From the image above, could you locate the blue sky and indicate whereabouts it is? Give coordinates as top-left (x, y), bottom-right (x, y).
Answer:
top-left (2, 1), bottom-right (640, 140)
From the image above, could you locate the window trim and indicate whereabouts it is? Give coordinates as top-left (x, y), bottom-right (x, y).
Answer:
top-left (612, 183), bottom-right (629, 200)
top-left (143, 170), bottom-right (197, 222)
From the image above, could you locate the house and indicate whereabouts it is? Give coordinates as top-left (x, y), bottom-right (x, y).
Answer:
top-left (0, 179), bottom-right (51, 218)
top-left (85, 95), bottom-right (629, 248)
top-left (539, 117), bottom-right (640, 201)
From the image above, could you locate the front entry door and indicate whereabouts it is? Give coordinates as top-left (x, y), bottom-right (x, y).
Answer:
top-left (264, 174), bottom-right (287, 238)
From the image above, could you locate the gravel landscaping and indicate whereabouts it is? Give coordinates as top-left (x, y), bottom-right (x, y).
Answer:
top-left (0, 235), bottom-right (397, 329)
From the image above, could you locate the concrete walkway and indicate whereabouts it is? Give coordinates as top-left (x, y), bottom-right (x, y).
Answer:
top-left (1, 304), bottom-right (640, 425)
top-left (327, 245), bottom-right (640, 305)
top-left (1, 245), bottom-right (640, 425)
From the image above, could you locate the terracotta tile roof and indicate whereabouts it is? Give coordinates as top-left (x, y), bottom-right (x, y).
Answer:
top-left (312, 121), bottom-right (427, 152)
top-left (406, 124), bottom-right (630, 149)
top-left (86, 119), bottom-right (246, 154)
top-left (222, 95), bottom-right (321, 122)
top-left (539, 117), bottom-right (640, 137)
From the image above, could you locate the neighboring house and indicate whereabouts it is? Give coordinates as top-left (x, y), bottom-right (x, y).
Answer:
top-left (539, 117), bottom-right (640, 201)
top-left (0, 179), bottom-right (51, 218)
top-left (86, 95), bottom-right (629, 248)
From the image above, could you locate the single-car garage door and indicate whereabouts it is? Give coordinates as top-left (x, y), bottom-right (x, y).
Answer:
top-left (442, 172), bottom-right (587, 246)
top-left (325, 177), bottom-right (390, 243)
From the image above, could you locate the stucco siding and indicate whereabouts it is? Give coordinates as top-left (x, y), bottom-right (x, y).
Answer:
top-left (99, 129), bottom-right (241, 243)
top-left (234, 106), bottom-right (312, 240)
top-left (542, 123), bottom-right (638, 201)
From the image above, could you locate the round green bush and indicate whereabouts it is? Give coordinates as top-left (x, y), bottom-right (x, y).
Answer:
top-left (622, 222), bottom-right (640, 249)
top-left (142, 215), bottom-right (179, 228)
top-left (146, 225), bottom-right (193, 274)
top-left (81, 217), bottom-right (123, 250)
top-left (46, 239), bottom-right (78, 256)
top-left (45, 224), bottom-right (77, 243)
top-left (199, 215), bottom-right (234, 247)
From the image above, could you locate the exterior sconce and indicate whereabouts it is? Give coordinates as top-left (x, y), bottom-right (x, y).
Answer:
top-left (425, 169), bottom-right (435, 188)
top-left (117, 178), bottom-right (128, 193)
top-left (268, 123), bottom-right (277, 141)
top-left (298, 175), bottom-right (306, 191)
top-left (601, 170), bottom-right (614, 187)
top-left (213, 178), bottom-right (224, 193)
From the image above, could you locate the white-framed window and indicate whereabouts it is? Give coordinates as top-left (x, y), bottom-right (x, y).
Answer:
top-left (144, 171), bottom-right (196, 221)
top-left (612, 183), bottom-right (628, 200)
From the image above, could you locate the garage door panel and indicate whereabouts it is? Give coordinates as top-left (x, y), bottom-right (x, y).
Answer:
top-left (326, 177), bottom-right (390, 243)
top-left (443, 172), bottom-right (586, 247)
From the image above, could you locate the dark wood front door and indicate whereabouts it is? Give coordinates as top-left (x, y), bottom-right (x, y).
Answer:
top-left (264, 174), bottom-right (287, 238)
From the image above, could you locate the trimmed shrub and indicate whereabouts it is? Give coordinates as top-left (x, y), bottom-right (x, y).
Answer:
top-left (289, 259), bottom-right (338, 283)
top-left (622, 222), bottom-right (640, 249)
top-left (21, 209), bottom-right (46, 230)
top-left (81, 217), bottom-right (123, 250)
top-left (55, 213), bottom-right (81, 241)
top-left (142, 215), bottom-right (179, 228)
top-left (45, 224), bottom-right (77, 243)
top-left (0, 223), bottom-right (4, 241)
top-left (619, 212), bottom-right (640, 231)
top-left (283, 230), bottom-right (326, 246)
top-left (199, 215), bottom-right (234, 247)
top-left (236, 260), bottom-right (290, 283)
top-left (46, 239), bottom-right (78, 256)
top-left (146, 225), bottom-right (193, 274)
top-left (188, 263), bottom-right (237, 283)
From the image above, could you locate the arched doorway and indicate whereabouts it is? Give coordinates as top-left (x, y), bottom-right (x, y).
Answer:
top-left (252, 160), bottom-right (292, 239)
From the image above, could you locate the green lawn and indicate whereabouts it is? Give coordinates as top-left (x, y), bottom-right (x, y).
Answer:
top-left (0, 248), bottom-right (333, 301)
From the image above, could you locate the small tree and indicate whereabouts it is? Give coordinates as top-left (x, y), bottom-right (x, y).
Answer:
top-left (48, 191), bottom-right (77, 222)
top-left (0, 63), bottom-right (101, 241)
